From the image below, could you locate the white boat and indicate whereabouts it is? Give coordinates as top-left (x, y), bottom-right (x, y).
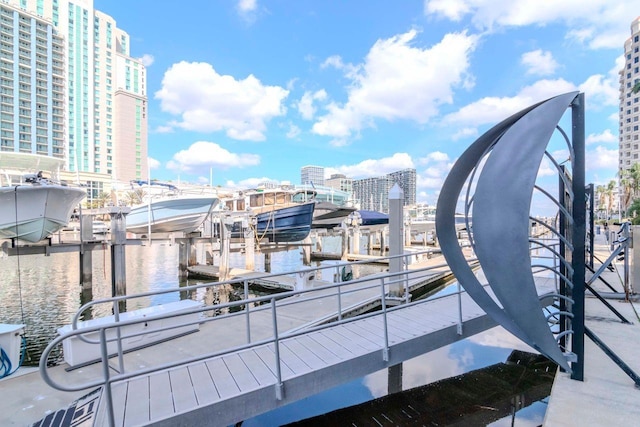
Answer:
top-left (0, 153), bottom-right (86, 243)
top-left (126, 181), bottom-right (220, 234)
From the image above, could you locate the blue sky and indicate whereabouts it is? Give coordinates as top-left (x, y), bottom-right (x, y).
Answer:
top-left (94, 0), bottom-right (633, 209)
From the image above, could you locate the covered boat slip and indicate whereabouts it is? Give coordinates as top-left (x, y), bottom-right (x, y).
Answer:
top-left (34, 257), bottom-right (556, 427)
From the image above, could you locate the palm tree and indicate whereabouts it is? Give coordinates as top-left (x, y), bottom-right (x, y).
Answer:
top-left (123, 188), bottom-right (146, 206)
top-left (620, 163), bottom-right (640, 215)
top-left (633, 80), bottom-right (640, 94)
top-left (600, 180), bottom-right (616, 220)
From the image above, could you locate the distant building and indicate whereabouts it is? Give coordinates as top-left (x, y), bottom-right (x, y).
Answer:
top-left (620, 16), bottom-right (640, 174)
top-left (2, 0), bottom-right (148, 185)
top-left (352, 168), bottom-right (417, 213)
top-left (325, 173), bottom-right (353, 193)
top-left (300, 165), bottom-right (325, 186)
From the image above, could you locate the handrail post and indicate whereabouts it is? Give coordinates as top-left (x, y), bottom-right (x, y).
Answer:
top-left (337, 284), bottom-right (342, 321)
top-left (100, 328), bottom-right (116, 427)
top-left (456, 281), bottom-right (463, 335)
top-left (271, 297), bottom-right (284, 400)
top-left (113, 301), bottom-right (124, 374)
top-left (380, 277), bottom-right (389, 362)
top-left (244, 279), bottom-right (251, 343)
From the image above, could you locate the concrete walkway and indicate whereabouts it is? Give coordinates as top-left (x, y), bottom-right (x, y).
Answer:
top-left (544, 229), bottom-right (640, 426)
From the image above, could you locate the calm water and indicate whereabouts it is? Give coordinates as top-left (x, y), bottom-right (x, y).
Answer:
top-left (0, 238), bottom-right (551, 426)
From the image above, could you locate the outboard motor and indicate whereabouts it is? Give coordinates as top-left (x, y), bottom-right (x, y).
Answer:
top-left (24, 171), bottom-right (43, 183)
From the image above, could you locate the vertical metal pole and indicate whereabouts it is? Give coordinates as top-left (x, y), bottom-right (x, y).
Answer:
top-left (244, 279), bottom-right (251, 343)
top-left (571, 93), bottom-right (586, 381)
top-left (588, 184), bottom-right (594, 269)
top-left (271, 298), bottom-right (284, 400)
top-left (100, 328), bottom-right (116, 427)
top-left (337, 284), bottom-right (343, 321)
top-left (389, 184), bottom-right (404, 298)
top-left (110, 207), bottom-right (129, 314)
top-left (456, 282), bottom-right (463, 335)
top-left (558, 165), bottom-right (567, 363)
top-left (380, 278), bottom-right (389, 362)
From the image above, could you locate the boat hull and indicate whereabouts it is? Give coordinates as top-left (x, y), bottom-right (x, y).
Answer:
top-left (254, 201), bottom-right (315, 242)
top-left (311, 202), bottom-right (356, 229)
top-left (0, 184), bottom-right (86, 243)
top-left (126, 196), bottom-right (219, 234)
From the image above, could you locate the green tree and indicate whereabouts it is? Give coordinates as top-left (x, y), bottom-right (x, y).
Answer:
top-left (620, 163), bottom-right (640, 215)
top-left (123, 188), bottom-right (145, 206)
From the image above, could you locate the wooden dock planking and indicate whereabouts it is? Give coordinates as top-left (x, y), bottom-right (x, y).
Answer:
top-left (123, 377), bottom-right (149, 426)
top-left (187, 362), bottom-right (220, 406)
top-left (237, 349), bottom-right (278, 386)
top-left (205, 358), bottom-right (240, 399)
top-left (149, 372), bottom-right (174, 421)
top-left (88, 281), bottom-right (558, 426)
top-left (169, 367), bottom-right (198, 414)
top-left (221, 353), bottom-right (260, 392)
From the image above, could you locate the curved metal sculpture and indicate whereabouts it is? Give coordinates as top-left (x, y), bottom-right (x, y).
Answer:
top-left (436, 92), bottom-right (580, 371)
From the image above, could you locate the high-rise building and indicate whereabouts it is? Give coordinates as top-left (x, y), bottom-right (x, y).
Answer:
top-left (388, 168), bottom-right (416, 206)
top-left (2, 0), bottom-right (147, 183)
top-left (0, 4), bottom-right (66, 159)
top-left (352, 168), bottom-right (416, 213)
top-left (300, 165), bottom-right (325, 186)
top-left (619, 17), bottom-right (640, 174)
top-left (326, 173), bottom-right (352, 193)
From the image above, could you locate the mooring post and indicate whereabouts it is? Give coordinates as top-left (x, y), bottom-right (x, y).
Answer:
top-left (220, 216), bottom-right (233, 281)
top-left (245, 226), bottom-right (255, 271)
top-left (388, 363), bottom-right (403, 395)
top-left (178, 240), bottom-right (189, 277)
top-left (109, 207), bottom-right (130, 312)
top-left (389, 183), bottom-right (404, 298)
top-left (302, 235), bottom-right (312, 265)
top-left (341, 227), bottom-right (348, 260)
top-left (352, 223), bottom-right (360, 255)
top-left (79, 213), bottom-right (94, 289)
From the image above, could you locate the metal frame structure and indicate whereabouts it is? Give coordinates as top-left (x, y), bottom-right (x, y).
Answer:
top-left (436, 92), bottom-right (640, 385)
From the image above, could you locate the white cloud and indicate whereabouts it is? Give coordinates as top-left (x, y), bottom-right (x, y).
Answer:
top-left (155, 61), bottom-right (289, 141)
top-left (442, 79), bottom-right (577, 128)
top-left (325, 153), bottom-right (415, 179)
top-left (451, 127), bottom-right (478, 141)
top-left (147, 157), bottom-right (161, 169)
top-left (321, 55), bottom-right (345, 70)
top-left (296, 89), bottom-right (328, 120)
top-left (586, 145), bottom-right (618, 170)
top-left (521, 49), bottom-right (558, 76)
top-left (237, 0), bottom-right (257, 12)
top-left (286, 123), bottom-right (301, 139)
top-left (424, 0), bottom-right (635, 50)
top-left (237, 0), bottom-right (258, 22)
top-left (416, 151), bottom-right (453, 192)
top-left (166, 141), bottom-right (260, 175)
top-left (312, 30), bottom-right (479, 142)
top-left (139, 54), bottom-right (154, 67)
top-left (586, 129), bottom-right (617, 145)
top-left (154, 125), bottom-right (174, 134)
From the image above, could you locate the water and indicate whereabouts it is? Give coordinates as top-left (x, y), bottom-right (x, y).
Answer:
top-left (0, 240), bottom-right (552, 425)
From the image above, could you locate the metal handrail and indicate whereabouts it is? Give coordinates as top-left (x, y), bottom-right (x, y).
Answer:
top-left (39, 266), bottom-right (470, 397)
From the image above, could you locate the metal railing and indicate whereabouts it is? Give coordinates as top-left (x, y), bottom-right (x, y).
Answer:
top-left (40, 248), bottom-right (473, 426)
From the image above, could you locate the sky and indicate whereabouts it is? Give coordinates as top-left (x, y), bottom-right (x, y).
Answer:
top-left (94, 0), bottom-right (635, 212)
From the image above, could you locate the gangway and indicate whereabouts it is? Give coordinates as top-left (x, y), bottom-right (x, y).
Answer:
top-left (37, 253), bottom-right (557, 427)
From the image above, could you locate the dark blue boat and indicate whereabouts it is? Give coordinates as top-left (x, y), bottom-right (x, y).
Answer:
top-left (356, 210), bottom-right (389, 226)
top-left (254, 201), bottom-right (315, 242)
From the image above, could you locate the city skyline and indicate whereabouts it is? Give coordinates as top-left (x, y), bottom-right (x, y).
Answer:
top-left (21, 1), bottom-right (637, 214)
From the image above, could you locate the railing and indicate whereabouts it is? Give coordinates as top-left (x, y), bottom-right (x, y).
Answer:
top-left (39, 249), bottom-right (471, 426)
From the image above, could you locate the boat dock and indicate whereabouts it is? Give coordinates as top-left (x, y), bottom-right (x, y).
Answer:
top-left (542, 230), bottom-right (640, 426)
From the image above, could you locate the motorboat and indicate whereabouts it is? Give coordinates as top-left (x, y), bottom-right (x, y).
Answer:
top-left (125, 182), bottom-right (220, 234)
top-left (310, 201), bottom-right (356, 229)
top-left (220, 185), bottom-right (316, 242)
top-left (0, 153), bottom-right (86, 243)
top-left (293, 184), bottom-right (357, 229)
